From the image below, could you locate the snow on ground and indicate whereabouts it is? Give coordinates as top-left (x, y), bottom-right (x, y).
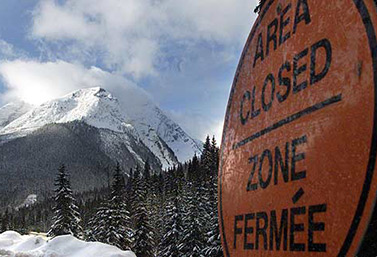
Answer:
top-left (0, 231), bottom-right (136, 257)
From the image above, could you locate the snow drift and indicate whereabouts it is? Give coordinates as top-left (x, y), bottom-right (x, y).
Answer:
top-left (0, 231), bottom-right (136, 257)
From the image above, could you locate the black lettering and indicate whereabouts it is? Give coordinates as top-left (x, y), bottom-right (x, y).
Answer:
top-left (293, 0), bottom-right (311, 34)
top-left (258, 149), bottom-right (273, 189)
top-left (310, 39), bottom-right (332, 85)
top-left (234, 215), bottom-right (244, 249)
top-left (291, 135), bottom-right (307, 181)
top-left (293, 48), bottom-right (309, 93)
top-left (240, 91), bottom-right (250, 125)
top-left (308, 204), bottom-right (327, 252)
top-left (244, 213), bottom-right (255, 250)
top-left (274, 142), bottom-right (289, 185)
top-left (251, 86), bottom-right (261, 118)
top-left (256, 212), bottom-right (268, 250)
top-left (261, 74), bottom-right (275, 112)
top-left (247, 155), bottom-right (258, 191)
top-left (279, 3), bottom-right (292, 45)
top-left (277, 61), bottom-right (291, 103)
top-left (254, 33), bottom-right (264, 67)
top-left (290, 206), bottom-right (306, 251)
top-left (266, 19), bottom-right (278, 57)
top-left (270, 209), bottom-right (288, 251)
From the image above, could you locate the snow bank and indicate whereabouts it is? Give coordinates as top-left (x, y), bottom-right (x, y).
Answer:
top-left (0, 231), bottom-right (136, 257)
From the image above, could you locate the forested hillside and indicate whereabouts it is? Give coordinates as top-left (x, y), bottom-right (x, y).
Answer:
top-left (0, 136), bottom-right (222, 256)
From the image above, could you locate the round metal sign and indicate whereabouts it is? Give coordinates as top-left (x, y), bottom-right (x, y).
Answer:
top-left (219, 0), bottom-right (377, 256)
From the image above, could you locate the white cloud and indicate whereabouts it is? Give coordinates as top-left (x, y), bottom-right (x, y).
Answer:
top-left (3, 0), bottom-right (259, 140)
top-left (0, 40), bottom-right (27, 60)
top-left (0, 58), bottom-right (221, 141)
top-left (0, 60), bottom-right (144, 105)
top-left (31, 0), bottom-right (256, 78)
top-left (0, 40), bottom-right (15, 57)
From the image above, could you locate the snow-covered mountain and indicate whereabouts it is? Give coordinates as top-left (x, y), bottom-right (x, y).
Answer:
top-left (0, 88), bottom-right (135, 138)
top-left (0, 87), bottom-right (201, 168)
top-left (0, 101), bottom-right (32, 128)
top-left (0, 87), bottom-right (202, 206)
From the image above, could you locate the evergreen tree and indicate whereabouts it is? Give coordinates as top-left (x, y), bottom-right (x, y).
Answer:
top-left (203, 176), bottom-right (222, 257)
top-left (179, 183), bottom-right (206, 257)
top-left (1, 209), bottom-right (9, 232)
top-left (86, 203), bottom-right (108, 241)
top-left (132, 170), bottom-right (154, 257)
top-left (200, 136), bottom-right (213, 178)
top-left (8, 137), bottom-right (223, 255)
top-left (48, 165), bottom-right (82, 238)
top-left (202, 136), bottom-right (221, 255)
top-left (188, 154), bottom-right (200, 180)
top-left (211, 136), bottom-right (220, 173)
top-left (87, 164), bottom-right (132, 250)
top-left (200, 135), bottom-right (220, 179)
top-left (125, 167), bottom-right (135, 217)
top-left (159, 175), bottom-right (183, 257)
top-left (149, 173), bottom-right (165, 255)
top-left (144, 160), bottom-right (151, 182)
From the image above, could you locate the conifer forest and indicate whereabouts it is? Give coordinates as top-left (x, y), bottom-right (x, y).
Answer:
top-left (0, 136), bottom-right (222, 257)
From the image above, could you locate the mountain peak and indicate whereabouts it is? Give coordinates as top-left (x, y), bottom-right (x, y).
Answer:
top-left (0, 86), bottom-right (202, 168)
top-left (0, 87), bottom-right (131, 138)
top-left (67, 87), bottom-right (115, 101)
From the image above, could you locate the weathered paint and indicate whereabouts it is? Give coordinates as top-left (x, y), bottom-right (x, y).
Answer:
top-left (219, 0), bottom-right (377, 256)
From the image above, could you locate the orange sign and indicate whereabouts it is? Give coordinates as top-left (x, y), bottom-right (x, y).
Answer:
top-left (219, 0), bottom-right (377, 256)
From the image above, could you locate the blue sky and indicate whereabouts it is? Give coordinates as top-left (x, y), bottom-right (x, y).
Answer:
top-left (0, 0), bottom-right (257, 141)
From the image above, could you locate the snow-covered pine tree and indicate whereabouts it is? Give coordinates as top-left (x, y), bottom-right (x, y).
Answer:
top-left (87, 163), bottom-right (132, 250)
top-left (86, 203), bottom-right (108, 241)
top-left (201, 136), bottom-right (221, 256)
top-left (211, 136), bottom-right (220, 173)
top-left (187, 153), bottom-right (200, 181)
top-left (48, 164), bottom-right (83, 238)
top-left (179, 182), bottom-right (206, 257)
top-left (148, 172), bottom-right (165, 255)
top-left (201, 135), bottom-right (213, 178)
top-left (203, 175), bottom-right (222, 257)
top-left (132, 168), bottom-right (154, 257)
top-left (125, 167), bottom-right (135, 217)
top-left (159, 173), bottom-right (184, 257)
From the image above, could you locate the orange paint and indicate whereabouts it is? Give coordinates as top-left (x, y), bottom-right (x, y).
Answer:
top-left (219, 0), bottom-right (377, 256)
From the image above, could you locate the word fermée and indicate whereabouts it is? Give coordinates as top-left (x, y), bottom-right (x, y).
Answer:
top-left (233, 204), bottom-right (327, 252)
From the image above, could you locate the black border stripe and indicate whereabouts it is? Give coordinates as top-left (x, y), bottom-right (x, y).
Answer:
top-left (233, 94), bottom-right (342, 150)
top-left (339, 0), bottom-right (377, 256)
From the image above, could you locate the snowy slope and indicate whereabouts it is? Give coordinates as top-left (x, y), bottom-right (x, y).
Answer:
top-left (0, 87), bottom-right (201, 168)
top-left (113, 84), bottom-right (203, 162)
top-left (0, 101), bottom-right (32, 129)
top-left (128, 104), bottom-right (202, 163)
top-left (0, 231), bottom-right (136, 257)
top-left (0, 87), bottom-right (134, 138)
